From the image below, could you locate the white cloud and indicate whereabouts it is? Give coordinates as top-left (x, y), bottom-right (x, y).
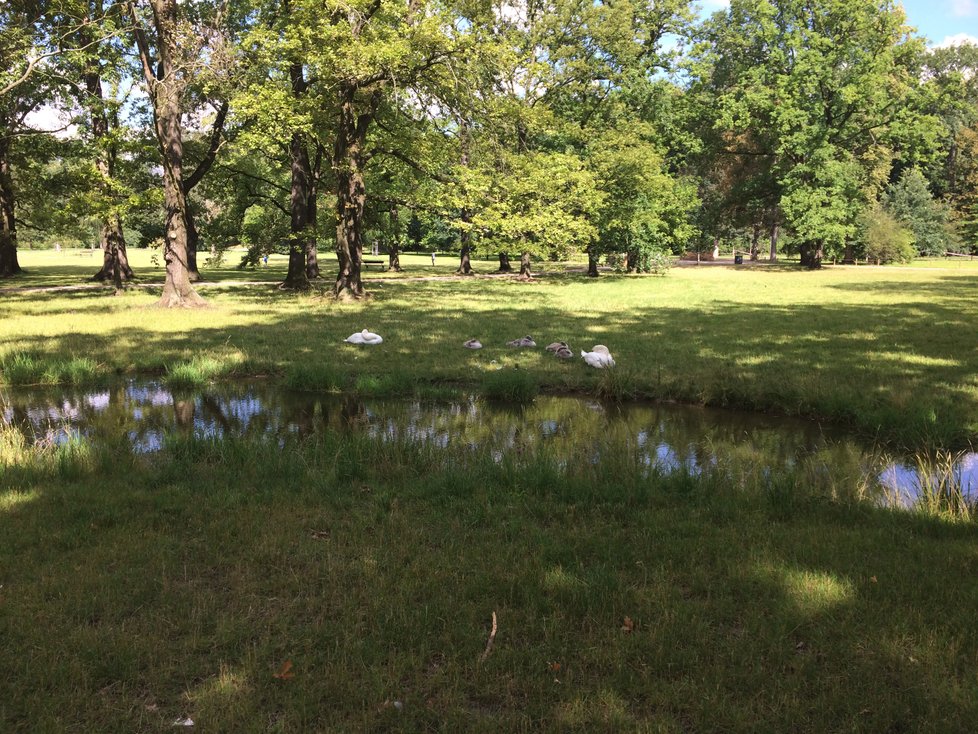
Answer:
top-left (950, 0), bottom-right (978, 17)
top-left (933, 32), bottom-right (978, 48)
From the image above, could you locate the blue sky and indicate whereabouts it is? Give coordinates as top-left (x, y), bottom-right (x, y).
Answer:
top-left (700, 0), bottom-right (978, 47)
top-left (898, 0), bottom-right (978, 46)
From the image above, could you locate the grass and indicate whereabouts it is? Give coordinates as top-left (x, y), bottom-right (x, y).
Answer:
top-left (1, 426), bottom-right (976, 732)
top-left (3, 251), bottom-right (978, 730)
top-left (481, 367), bottom-right (539, 403)
top-left (6, 249), bottom-right (978, 448)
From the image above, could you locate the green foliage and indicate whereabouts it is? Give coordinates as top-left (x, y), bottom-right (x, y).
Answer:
top-left (858, 205), bottom-right (915, 264)
top-left (886, 168), bottom-right (957, 256)
top-left (469, 150), bottom-right (602, 261)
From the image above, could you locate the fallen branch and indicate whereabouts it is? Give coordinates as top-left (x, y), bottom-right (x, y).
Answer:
top-left (480, 611), bottom-right (497, 663)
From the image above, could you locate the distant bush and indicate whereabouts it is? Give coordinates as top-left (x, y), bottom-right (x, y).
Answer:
top-left (859, 205), bottom-right (916, 264)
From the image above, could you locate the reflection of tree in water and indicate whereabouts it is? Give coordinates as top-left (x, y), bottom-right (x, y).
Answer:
top-left (2, 381), bottom-right (973, 502)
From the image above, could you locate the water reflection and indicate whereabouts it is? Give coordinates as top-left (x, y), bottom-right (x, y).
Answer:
top-left (2, 380), bottom-right (975, 506)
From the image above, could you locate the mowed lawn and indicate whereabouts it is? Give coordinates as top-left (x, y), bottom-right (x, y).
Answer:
top-left (2, 252), bottom-right (978, 732)
top-left (3, 249), bottom-right (977, 448)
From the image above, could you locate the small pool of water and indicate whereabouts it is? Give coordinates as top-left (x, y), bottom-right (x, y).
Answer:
top-left (2, 380), bottom-right (975, 508)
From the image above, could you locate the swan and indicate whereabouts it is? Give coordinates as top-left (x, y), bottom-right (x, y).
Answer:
top-left (555, 346), bottom-right (574, 360)
top-left (464, 339), bottom-right (483, 349)
top-left (507, 336), bottom-right (536, 347)
top-left (345, 328), bottom-right (383, 345)
top-left (546, 341), bottom-right (568, 352)
top-left (581, 346), bottom-right (615, 368)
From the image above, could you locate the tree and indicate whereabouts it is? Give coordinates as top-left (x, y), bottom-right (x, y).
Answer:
top-left (126, 0), bottom-right (235, 305)
top-left (886, 168), bottom-right (955, 256)
top-left (693, 0), bottom-right (927, 268)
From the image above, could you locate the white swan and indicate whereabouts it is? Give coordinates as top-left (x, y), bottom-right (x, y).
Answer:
top-left (345, 328), bottom-right (383, 345)
top-left (581, 346), bottom-right (615, 368)
top-left (464, 339), bottom-right (483, 349)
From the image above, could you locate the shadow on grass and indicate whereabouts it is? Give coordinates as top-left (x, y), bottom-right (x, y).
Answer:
top-left (2, 271), bottom-right (977, 448)
top-left (0, 428), bottom-right (975, 731)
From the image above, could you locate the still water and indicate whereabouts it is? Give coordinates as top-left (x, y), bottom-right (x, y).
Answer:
top-left (2, 380), bottom-right (975, 508)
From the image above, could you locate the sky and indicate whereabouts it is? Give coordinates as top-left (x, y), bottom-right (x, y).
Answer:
top-left (701, 0), bottom-right (978, 48)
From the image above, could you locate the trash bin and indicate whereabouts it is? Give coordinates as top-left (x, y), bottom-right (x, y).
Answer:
top-left (734, 254), bottom-right (744, 265)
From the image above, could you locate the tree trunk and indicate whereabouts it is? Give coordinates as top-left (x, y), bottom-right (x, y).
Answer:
top-left (799, 242), bottom-right (823, 269)
top-left (0, 139), bottom-right (23, 277)
top-left (186, 205), bottom-right (202, 282)
top-left (586, 249), bottom-right (599, 277)
top-left (457, 238), bottom-right (473, 275)
top-left (137, 0), bottom-right (203, 307)
top-left (625, 250), bottom-right (638, 273)
top-left (497, 252), bottom-right (512, 272)
top-left (95, 214), bottom-right (130, 290)
top-left (750, 223), bottom-right (760, 261)
top-left (305, 165), bottom-right (320, 279)
top-left (769, 220), bottom-right (779, 262)
top-left (388, 205), bottom-right (403, 272)
top-left (332, 87), bottom-right (376, 298)
top-left (518, 251), bottom-right (532, 280)
top-left (82, 49), bottom-right (134, 284)
top-left (283, 129), bottom-right (312, 290)
top-left (455, 118), bottom-right (473, 276)
top-left (303, 104), bottom-right (322, 280)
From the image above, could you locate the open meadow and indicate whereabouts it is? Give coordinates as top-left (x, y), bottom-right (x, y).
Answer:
top-left (2, 252), bottom-right (978, 732)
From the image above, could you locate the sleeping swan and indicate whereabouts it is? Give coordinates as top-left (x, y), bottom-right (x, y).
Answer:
top-left (581, 345), bottom-right (615, 368)
top-left (345, 329), bottom-right (383, 345)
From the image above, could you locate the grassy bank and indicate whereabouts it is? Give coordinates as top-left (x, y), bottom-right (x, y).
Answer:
top-left (3, 251), bottom-right (978, 448)
top-left (1, 427), bottom-right (976, 732)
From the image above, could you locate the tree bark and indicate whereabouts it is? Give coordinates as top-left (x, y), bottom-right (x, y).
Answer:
top-left (750, 223), bottom-right (760, 261)
top-left (586, 248), bottom-right (599, 277)
top-left (332, 87), bottom-right (377, 298)
top-left (282, 128), bottom-right (312, 290)
top-left (0, 137), bottom-right (23, 277)
top-left (769, 219), bottom-right (779, 262)
top-left (186, 206), bottom-right (202, 282)
top-left (305, 142), bottom-right (322, 279)
top-left (799, 242), bottom-right (823, 269)
top-left (518, 251), bottom-right (532, 279)
top-left (81, 28), bottom-right (134, 285)
top-left (455, 119), bottom-right (473, 275)
top-left (388, 205), bottom-right (403, 272)
top-left (625, 250), bottom-right (638, 273)
top-left (457, 239), bottom-right (473, 274)
top-left (134, 0), bottom-right (204, 307)
top-left (497, 252), bottom-right (512, 272)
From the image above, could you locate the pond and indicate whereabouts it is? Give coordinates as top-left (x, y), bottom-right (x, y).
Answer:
top-left (2, 380), bottom-right (975, 509)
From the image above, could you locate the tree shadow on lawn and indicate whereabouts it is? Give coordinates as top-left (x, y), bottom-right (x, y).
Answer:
top-left (5, 276), bottom-right (978, 446)
top-left (0, 449), bottom-right (976, 731)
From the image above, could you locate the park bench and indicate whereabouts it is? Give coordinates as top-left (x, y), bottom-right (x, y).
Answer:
top-left (362, 258), bottom-right (387, 271)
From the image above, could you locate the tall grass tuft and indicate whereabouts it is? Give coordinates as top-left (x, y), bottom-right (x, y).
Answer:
top-left (593, 366), bottom-right (639, 402)
top-left (285, 363), bottom-right (341, 392)
top-left (911, 450), bottom-right (975, 520)
top-left (354, 374), bottom-right (400, 398)
top-left (0, 352), bottom-right (98, 386)
top-left (165, 356), bottom-right (230, 388)
top-left (481, 368), bottom-right (538, 403)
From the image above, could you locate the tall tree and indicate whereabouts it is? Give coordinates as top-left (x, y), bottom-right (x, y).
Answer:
top-left (126, 0), bottom-right (234, 304)
top-left (693, 0), bottom-right (927, 267)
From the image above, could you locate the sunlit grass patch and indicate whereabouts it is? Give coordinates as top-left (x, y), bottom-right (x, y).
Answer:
top-left (165, 355), bottom-right (240, 387)
top-left (0, 352), bottom-right (99, 386)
